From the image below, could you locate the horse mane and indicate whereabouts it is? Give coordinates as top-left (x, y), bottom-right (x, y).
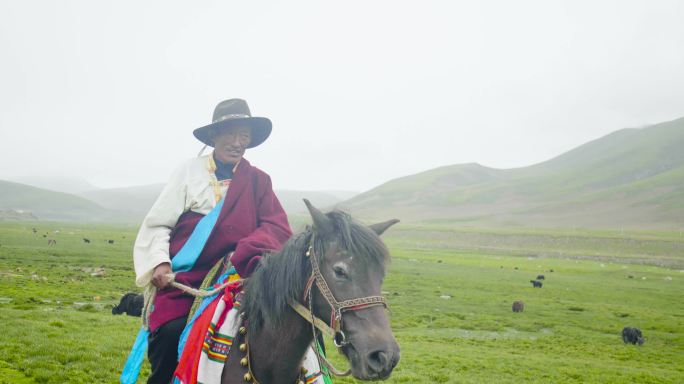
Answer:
top-left (241, 209), bottom-right (390, 334)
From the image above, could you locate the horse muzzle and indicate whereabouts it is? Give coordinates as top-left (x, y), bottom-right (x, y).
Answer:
top-left (344, 338), bottom-right (400, 381)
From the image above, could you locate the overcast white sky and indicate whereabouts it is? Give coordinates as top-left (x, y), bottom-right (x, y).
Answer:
top-left (1, 0), bottom-right (683, 192)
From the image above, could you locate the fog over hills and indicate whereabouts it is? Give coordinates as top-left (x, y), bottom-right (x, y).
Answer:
top-left (78, 184), bottom-right (166, 217)
top-left (2, 117), bottom-right (683, 228)
top-left (0, 180), bottom-right (108, 221)
top-left (79, 185), bottom-right (357, 219)
top-left (0, 181), bottom-right (358, 223)
top-left (340, 117), bottom-right (684, 229)
top-left (6, 176), bottom-right (99, 195)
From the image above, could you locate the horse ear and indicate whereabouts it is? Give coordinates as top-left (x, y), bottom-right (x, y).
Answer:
top-left (303, 199), bottom-right (334, 235)
top-left (369, 219), bottom-right (400, 236)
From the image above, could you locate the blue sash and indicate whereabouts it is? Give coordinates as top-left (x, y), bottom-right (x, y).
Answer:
top-left (120, 197), bottom-right (225, 384)
top-left (171, 198), bottom-right (225, 272)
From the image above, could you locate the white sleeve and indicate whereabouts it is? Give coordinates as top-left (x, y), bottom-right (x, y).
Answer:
top-left (133, 163), bottom-right (189, 287)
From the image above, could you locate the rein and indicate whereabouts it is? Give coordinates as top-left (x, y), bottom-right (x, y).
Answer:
top-left (289, 235), bottom-right (389, 377)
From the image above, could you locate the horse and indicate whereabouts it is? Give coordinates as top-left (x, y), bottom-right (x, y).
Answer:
top-left (221, 200), bottom-right (400, 383)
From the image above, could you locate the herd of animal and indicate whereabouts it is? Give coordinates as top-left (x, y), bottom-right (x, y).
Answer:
top-left (530, 274), bottom-right (545, 288)
top-left (113, 268), bottom-right (647, 346)
top-left (513, 272), bottom-right (547, 312)
top-left (30, 227), bottom-right (118, 246)
top-left (28, 226), bottom-right (647, 348)
top-left (83, 238), bottom-right (116, 244)
top-left (511, 271), bottom-right (645, 346)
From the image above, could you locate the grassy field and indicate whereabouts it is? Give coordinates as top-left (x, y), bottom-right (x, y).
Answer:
top-left (0, 221), bottom-right (683, 383)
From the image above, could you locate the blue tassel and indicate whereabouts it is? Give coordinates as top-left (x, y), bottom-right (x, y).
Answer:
top-left (121, 197), bottom-right (227, 383)
top-left (120, 327), bottom-right (149, 384)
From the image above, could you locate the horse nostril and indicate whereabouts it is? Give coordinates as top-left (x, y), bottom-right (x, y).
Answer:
top-left (367, 350), bottom-right (389, 372)
top-left (390, 352), bottom-right (399, 368)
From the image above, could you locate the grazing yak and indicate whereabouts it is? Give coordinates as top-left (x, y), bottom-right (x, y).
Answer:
top-left (112, 293), bottom-right (144, 317)
top-left (107, 240), bottom-right (114, 244)
top-left (536, 274), bottom-right (545, 280)
top-left (512, 300), bottom-right (525, 312)
top-left (622, 327), bottom-right (644, 345)
top-left (83, 238), bottom-right (90, 243)
top-left (530, 280), bottom-right (542, 288)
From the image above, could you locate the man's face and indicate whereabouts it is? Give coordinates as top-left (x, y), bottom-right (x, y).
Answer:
top-left (212, 125), bottom-right (251, 164)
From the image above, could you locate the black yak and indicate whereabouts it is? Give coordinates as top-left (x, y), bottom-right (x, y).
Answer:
top-left (622, 327), bottom-right (644, 345)
top-left (512, 300), bottom-right (525, 312)
top-left (112, 293), bottom-right (144, 317)
top-left (530, 280), bottom-right (542, 288)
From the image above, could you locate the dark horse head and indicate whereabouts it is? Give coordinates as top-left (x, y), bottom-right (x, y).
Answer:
top-left (242, 200), bottom-right (400, 381)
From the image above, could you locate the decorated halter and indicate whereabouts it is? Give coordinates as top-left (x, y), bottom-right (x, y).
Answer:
top-left (302, 238), bottom-right (388, 347)
top-left (289, 234), bottom-right (389, 376)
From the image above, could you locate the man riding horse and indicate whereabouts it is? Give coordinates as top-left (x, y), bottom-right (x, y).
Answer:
top-left (133, 99), bottom-right (292, 383)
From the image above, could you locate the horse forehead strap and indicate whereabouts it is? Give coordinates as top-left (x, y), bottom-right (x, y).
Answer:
top-left (306, 234), bottom-right (388, 330)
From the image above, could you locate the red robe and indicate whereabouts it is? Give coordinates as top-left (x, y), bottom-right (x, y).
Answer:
top-left (149, 159), bottom-right (292, 331)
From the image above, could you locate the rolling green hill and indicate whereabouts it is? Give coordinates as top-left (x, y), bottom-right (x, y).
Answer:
top-left (0, 180), bottom-right (108, 221)
top-left (341, 117), bottom-right (684, 229)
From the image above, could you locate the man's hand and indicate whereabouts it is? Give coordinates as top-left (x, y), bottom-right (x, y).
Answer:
top-left (152, 262), bottom-right (172, 290)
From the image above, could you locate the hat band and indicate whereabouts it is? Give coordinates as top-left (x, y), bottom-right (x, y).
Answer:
top-left (215, 113), bottom-right (251, 123)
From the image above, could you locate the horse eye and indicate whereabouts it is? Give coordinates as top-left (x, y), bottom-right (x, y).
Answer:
top-left (333, 266), bottom-right (348, 279)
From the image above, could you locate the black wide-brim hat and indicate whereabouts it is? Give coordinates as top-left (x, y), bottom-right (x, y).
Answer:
top-left (193, 99), bottom-right (272, 149)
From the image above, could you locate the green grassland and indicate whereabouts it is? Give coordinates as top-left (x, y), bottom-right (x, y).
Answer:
top-left (1, 221), bottom-right (683, 383)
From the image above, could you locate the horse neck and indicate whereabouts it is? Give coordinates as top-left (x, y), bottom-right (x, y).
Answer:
top-left (248, 307), bottom-right (313, 384)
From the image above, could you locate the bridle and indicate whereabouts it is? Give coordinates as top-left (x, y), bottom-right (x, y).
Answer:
top-left (289, 234), bottom-right (389, 376)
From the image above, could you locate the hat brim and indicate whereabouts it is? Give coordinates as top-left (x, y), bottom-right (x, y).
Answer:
top-left (193, 117), bottom-right (272, 149)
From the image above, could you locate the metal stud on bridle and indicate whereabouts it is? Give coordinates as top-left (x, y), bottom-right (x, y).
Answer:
top-left (333, 330), bottom-right (347, 347)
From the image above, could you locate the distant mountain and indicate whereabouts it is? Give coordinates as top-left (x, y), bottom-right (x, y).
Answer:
top-left (0, 174), bottom-right (359, 222)
top-left (79, 184), bottom-right (165, 217)
top-left (79, 185), bottom-right (357, 217)
top-left (340, 117), bottom-right (684, 229)
top-left (275, 190), bottom-right (358, 213)
top-left (13, 115), bottom-right (682, 229)
top-left (0, 180), bottom-right (108, 221)
top-left (320, 190), bottom-right (359, 201)
top-left (0, 180), bottom-right (358, 222)
top-left (6, 176), bottom-right (99, 194)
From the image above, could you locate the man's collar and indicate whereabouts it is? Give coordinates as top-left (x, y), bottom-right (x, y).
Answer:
top-left (208, 151), bottom-right (241, 174)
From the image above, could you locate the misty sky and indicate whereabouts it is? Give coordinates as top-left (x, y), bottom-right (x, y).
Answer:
top-left (1, 0), bottom-right (683, 192)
